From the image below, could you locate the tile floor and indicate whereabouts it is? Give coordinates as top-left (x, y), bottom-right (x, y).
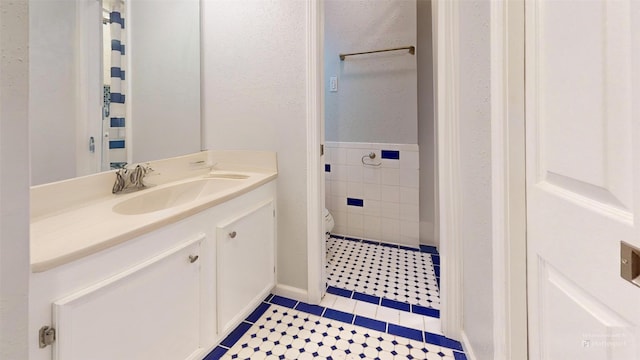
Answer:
top-left (327, 236), bottom-right (440, 309)
top-left (205, 236), bottom-right (464, 360)
top-left (205, 295), bottom-right (467, 360)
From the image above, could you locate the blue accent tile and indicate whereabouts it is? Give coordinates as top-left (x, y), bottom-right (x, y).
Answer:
top-left (353, 316), bottom-right (386, 332)
top-left (344, 236), bottom-right (361, 242)
top-left (270, 295), bottom-right (297, 309)
top-left (399, 245), bottom-right (419, 251)
top-left (381, 298), bottom-right (410, 312)
top-left (109, 11), bottom-right (125, 28)
top-left (419, 245), bottom-right (439, 254)
top-left (346, 198), bottom-right (364, 207)
top-left (264, 294), bottom-right (274, 303)
top-left (325, 164), bottom-right (331, 172)
top-left (245, 302), bottom-right (271, 323)
top-left (120, 44), bottom-right (126, 55)
top-left (323, 308), bottom-right (354, 323)
top-left (454, 351), bottom-right (468, 360)
top-left (362, 239), bottom-right (379, 245)
top-left (220, 321), bottom-right (252, 348)
top-left (110, 93), bottom-right (126, 104)
top-left (379, 242), bottom-right (399, 249)
top-left (425, 333), bottom-right (464, 351)
top-left (110, 117), bottom-right (125, 128)
top-left (432, 254), bottom-right (440, 266)
top-left (381, 150), bottom-right (400, 159)
top-left (203, 346), bottom-right (228, 360)
top-left (295, 302), bottom-right (325, 316)
top-left (326, 286), bottom-right (353, 298)
top-left (110, 67), bottom-right (125, 80)
top-left (388, 324), bottom-right (423, 342)
top-left (329, 234), bottom-right (344, 239)
top-left (412, 305), bottom-right (440, 318)
top-left (109, 140), bottom-right (125, 149)
top-left (111, 39), bottom-right (122, 52)
top-left (352, 292), bottom-right (380, 305)
top-left (434, 265), bottom-right (440, 277)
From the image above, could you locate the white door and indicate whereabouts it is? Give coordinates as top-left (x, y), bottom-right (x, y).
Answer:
top-left (526, 1), bottom-right (640, 359)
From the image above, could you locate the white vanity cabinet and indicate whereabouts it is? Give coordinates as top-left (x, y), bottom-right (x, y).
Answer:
top-left (217, 200), bottom-right (275, 334)
top-left (29, 181), bottom-right (276, 360)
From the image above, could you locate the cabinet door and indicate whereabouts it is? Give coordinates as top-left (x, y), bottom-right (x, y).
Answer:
top-left (217, 200), bottom-right (275, 334)
top-left (53, 234), bottom-right (205, 360)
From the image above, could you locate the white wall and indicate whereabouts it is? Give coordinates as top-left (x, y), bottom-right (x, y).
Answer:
top-left (130, 0), bottom-right (201, 164)
top-left (324, 0), bottom-right (417, 144)
top-left (0, 0), bottom-right (30, 358)
top-left (29, 0), bottom-right (78, 185)
top-left (417, 0), bottom-right (437, 246)
top-left (201, 0), bottom-right (309, 292)
top-left (459, 1), bottom-right (494, 359)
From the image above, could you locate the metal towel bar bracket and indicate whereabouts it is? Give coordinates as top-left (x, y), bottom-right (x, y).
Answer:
top-left (339, 46), bottom-right (415, 61)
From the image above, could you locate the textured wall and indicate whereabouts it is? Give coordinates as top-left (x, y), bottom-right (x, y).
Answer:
top-left (201, 0), bottom-right (309, 291)
top-left (324, 0), bottom-right (418, 144)
top-left (459, 1), bottom-right (494, 359)
top-left (0, 0), bottom-right (30, 358)
top-left (417, 0), bottom-right (437, 246)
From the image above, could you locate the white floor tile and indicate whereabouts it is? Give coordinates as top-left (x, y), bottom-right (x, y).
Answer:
top-left (375, 306), bottom-right (400, 324)
top-left (399, 311), bottom-right (426, 331)
top-left (319, 293), bottom-right (339, 308)
top-left (353, 300), bottom-right (378, 318)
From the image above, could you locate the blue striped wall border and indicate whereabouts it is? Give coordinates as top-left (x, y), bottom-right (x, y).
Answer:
top-left (110, 12), bottom-right (125, 28)
top-left (204, 294), bottom-right (466, 360)
top-left (110, 117), bottom-right (125, 128)
top-left (109, 140), bottom-right (125, 149)
top-left (110, 93), bottom-right (126, 104)
top-left (111, 40), bottom-right (125, 54)
top-left (110, 67), bottom-right (125, 80)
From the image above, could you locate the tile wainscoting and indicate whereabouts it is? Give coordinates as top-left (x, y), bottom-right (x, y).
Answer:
top-left (325, 142), bottom-right (420, 247)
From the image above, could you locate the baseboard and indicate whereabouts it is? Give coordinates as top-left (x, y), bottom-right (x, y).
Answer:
top-left (460, 331), bottom-right (479, 360)
top-left (420, 221), bottom-right (439, 248)
top-left (273, 284), bottom-right (309, 303)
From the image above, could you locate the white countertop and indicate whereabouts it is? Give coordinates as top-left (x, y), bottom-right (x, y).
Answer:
top-left (30, 151), bottom-right (278, 273)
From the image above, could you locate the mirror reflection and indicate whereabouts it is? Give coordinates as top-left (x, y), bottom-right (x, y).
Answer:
top-left (29, 0), bottom-right (201, 186)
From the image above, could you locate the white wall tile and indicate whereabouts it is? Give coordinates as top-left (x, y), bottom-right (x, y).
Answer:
top-left (381, 158), bottom-right (400, 168)
top-left (333, 165), bottom-right (348, 181)
top-left (381, 218), bottom-right (400, 241)
top-left (381, 168), bottom-right (400, 186)
top-left (363, 183), bottom-right (381, 200)
top-left (324, 167), bottom-right (333, 180)
top-left (347, 148), bottom-right (366, 165)
top-left (381, 201), bottom-right (400, 219)
top-left (400, 187), bottom-right (419, 205)
top-left (333, 225), bottom-right (347, 235)
top-left (363, 200), bottom-right (381, 217)
top-left (363, 167), bottom-right (381, 184)
top-left (380, 185), bottom-right (400, 203)
top-left (400, 220), bottom-right (420, 236)
top-left (325, 148), bottom-right (334, 164)
top-left (399, 168), bottom-right (419, 188)
top-left (332, 210), bottom-right (347, 226)
top-left (363, 215), bottom-right (381, 240)
top-left (331, 196), bottom-right (346, 212)
top-left (400, 150), bottom-right (419, 169)
top-left (347, 165), bottom-right (363, 183)
top-left (325, 180), bottom-right (333, 197)
top-left (399, 234), bottom-right (419, 247)
top-left (333, 181), bottom-right (347, 197)
top-left (400, 204), bottom-right (419, 221)
top-left (348, 227), bottom-right (364, 238)
top-left (347, 182), bottom-right (364, 199)
top-left (347, 212), bottom-right (364, 229)
top-left (335, 148), bottom-right (348, 165)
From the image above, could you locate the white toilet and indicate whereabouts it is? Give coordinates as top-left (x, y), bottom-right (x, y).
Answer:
top-left (323, 208), bottom-right (335, 236)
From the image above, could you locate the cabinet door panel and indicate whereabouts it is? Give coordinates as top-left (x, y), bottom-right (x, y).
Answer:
top-left (53, 235), bottom-right (204, 360)
top-left (217, 200), bottom-right (275, 334)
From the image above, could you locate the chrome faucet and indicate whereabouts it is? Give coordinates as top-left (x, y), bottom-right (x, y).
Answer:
top-left (112, 164), bottom-right (154, 194)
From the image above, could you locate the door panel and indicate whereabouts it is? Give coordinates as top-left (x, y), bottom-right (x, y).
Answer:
top-left (526, 1), bottom-right (640, 359)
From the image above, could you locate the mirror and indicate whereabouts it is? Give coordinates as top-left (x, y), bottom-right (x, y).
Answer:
top-left (29, 0), bottom-right (201, 186)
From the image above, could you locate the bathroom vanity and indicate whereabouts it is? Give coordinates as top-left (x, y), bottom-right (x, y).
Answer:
top-left (29, 151), bottom-right (277, 360)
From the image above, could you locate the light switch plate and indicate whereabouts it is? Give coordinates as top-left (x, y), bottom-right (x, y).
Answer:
top-left (329, 76), bottom-right (338, 92)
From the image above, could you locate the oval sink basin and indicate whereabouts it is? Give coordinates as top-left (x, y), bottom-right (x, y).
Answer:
top-left (113, 178), bottom-right (243, 215)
